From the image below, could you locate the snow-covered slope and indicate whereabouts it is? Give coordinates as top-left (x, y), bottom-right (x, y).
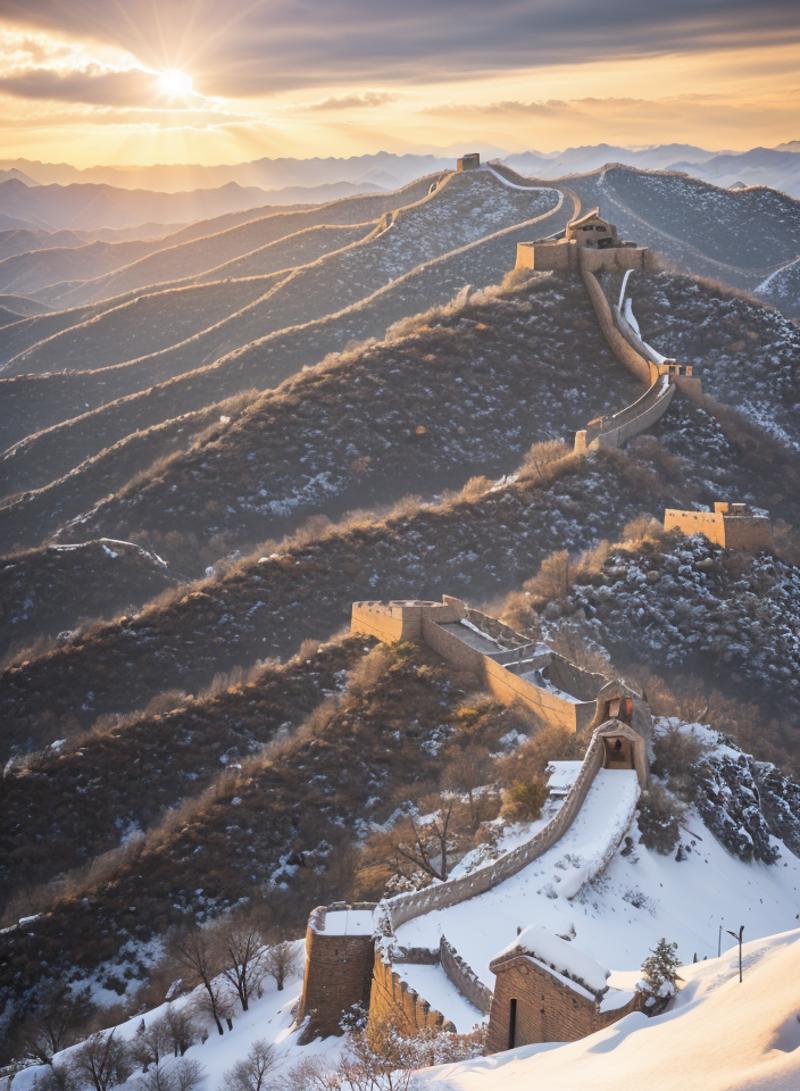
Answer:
top-left (394, 761), bottom-right (799, 992)
top-left (419, 929), bottom-right (800, 1091)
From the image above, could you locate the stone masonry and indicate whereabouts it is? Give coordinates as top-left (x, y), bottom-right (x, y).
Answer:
top-left (664, 502), bottom-right (773, 550)
top-left (486, 929), bottom-right (641, 1052)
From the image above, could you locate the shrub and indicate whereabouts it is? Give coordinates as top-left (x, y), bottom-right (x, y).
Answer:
top-left (502, 776), bottom-right (548, 821)
top-left (637, 784), bottom-right (684, 854)
top-left (652, 726), bottom-right (707, 800)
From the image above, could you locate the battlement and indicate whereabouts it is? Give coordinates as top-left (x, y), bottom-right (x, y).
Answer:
top-left (351, 597), bottom-right (651, 745)
top-left (664, 502), bottom-right (772, 550)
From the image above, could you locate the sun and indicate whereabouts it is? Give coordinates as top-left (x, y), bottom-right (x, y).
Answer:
top-left (157, 68), bottom-right (194, 98)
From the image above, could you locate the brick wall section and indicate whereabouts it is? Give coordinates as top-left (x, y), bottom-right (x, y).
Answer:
top-left (579, 260), bottom-right (655, 385)
top-left (486, 954), bottom-right (641, 1051)
top-left (439, 936), bottom-right (493, 1014)
top-left (296, 904), bottom-right (377, 1041)
top-left (353, 597), bottom-right (605, 732)
top-left (385, 733), bottom-right (606, 929)
top-left (664, 507), bottom-right (773, 550)
top-left (368, 949), bottom-right (455, 1035)
top-left (482, 654), bottom-right (592, 730)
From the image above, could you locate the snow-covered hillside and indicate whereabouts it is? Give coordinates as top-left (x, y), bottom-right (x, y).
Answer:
top-left (419, 929), bottom-right (800, 1091)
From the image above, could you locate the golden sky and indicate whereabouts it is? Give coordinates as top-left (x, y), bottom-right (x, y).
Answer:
top-left (0, 1), bottom-right (797, 166)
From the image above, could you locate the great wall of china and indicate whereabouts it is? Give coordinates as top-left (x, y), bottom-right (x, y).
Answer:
top-left (293, 159), bottom-right (773, 1053)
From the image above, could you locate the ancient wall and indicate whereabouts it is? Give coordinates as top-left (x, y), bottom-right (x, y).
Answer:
top-left (579, 261), bottom-right (654, 384)
top-left (664, 508), bottom-right (773, 550)
top-left (368, 949), bottom-right (455, 1036)
top-left (486, 954), bottom-right (640, 1052)
top-left (385, 733), bottom-right (606, 929)
top-left (439, 936), bottom-right (493, 1015)
top-left (482, 655), bottom-right (592, 730)
top-left (296, 905), bottom-right (377, 1040)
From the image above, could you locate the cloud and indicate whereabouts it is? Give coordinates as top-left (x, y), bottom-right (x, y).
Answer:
top-left (306, 91), bottom-right (396, 111)
top-left (0, 1), bottom-right (798, 98)
top-left (426, 99), bottom-right (573, 118)
top-left (0, 63), bottom-right (156, 104)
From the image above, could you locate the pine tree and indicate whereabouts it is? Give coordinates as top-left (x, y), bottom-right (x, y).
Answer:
top-left (638, 938), bottom-right (683, 1014)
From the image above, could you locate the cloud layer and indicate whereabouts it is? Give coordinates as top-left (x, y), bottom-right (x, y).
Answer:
top-left (1, 0), bottom-right (798, 98)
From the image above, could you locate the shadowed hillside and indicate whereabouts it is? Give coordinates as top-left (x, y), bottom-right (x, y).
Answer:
top-left (52, 274), bottom-right (637, 560)
top-left (0, 643), bottom-right (517, 1039)
top-left (51, 175), bottom-right (439, 305)
top-left (570, 166), bottom-right (800, 300)
top-left (0, 538), bottom-right (175, 662)
top-left (0, 634), bottom-right (370, 910)
top-left (0, 176), bottom-right (566, 493)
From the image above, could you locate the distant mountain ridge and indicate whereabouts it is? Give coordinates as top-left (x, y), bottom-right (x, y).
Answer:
top-left (0, 176), bottom-right (384, 231)
top-left (3, 141), bottom-right (799, 196)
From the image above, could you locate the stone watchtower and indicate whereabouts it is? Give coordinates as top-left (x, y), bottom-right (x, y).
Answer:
top-left (515, 208), bottom-right (653, 274)
top-left (457, 152), bottom-right (481, 172)
top-left (295, 903), bottom-right (376, 1040)
top-left (664, 501), bottom-right (772, 550)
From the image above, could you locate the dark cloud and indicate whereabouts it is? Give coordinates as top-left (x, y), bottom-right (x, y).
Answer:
top-left (307, 91), bottom-right (395, 111)
top-left (0, 1), bottom-right (798, 98)
top-left (0, 64), bottom-right (156, 105)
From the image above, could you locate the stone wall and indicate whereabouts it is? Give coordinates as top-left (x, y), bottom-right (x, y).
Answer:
top-left (486, 954), bottom-right (641, 1052)
top-left (368, 948), bottom-right (456, 1035)
top-left (296, 903), bottom-right (377, 1040)
top-left (385, 733), bottom-right (606, 929)
top-left (576, 375), bottom-right (676, 453)
top-left (439, 936), bottom-right (493, 1015)
top-left (580, 260), bottom-right (654, 384)
top-left (664, 506), bottom-right (773, 550)
top-left (354, 597), bottom-right (607, 732)
top-left (482, 654), bottom-right (595, 730)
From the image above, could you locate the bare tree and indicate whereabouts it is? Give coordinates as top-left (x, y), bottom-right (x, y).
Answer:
top-left (171, 930), bottom-right (226, 1035)
top-left (21, 984), bottom-right (94, 1064)
top-left (67, 1031), bottom-right (132, 1091)
top-left (132, 1016), bottom-right (171, 1071)
top-left (31, 1066), bottom-right (78, 1091)
top-left (216, 919), bottom-right (268, 1012)
top-left (136, 1059), bottom-right (205, 1091)
top-left (263, 940), bottom-right (301, 992)
top-left (191, 981), bottom-right (235, 1034)
top-left (441, 746), bottom-right (495, 830)
top-left (164, 1004), bottom-right (197, 1057)
top-left (224, 1039), bottom-right (278, 1091)
top-left (373, 797), bottom-right (456, 884)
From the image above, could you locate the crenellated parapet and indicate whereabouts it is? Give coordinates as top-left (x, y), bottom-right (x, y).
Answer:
top-left (664, 501), bottom-right (773, 551)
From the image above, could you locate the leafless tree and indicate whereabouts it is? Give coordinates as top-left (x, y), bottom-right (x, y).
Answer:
top-left (191, 981), bottom-right (235, 1034)
top-left (224, 1039), bottom-right (278, 1091)
top-left (171, 930), bottom-right (226, 1035)
top-left (21, 984), bottom-right (94, 1064)
top-left (67, 1031), bottom-right (133, 1091)
top-left (373, 797), bottom-right (456, 883)
top-left (132, 1016), bottom-right (171, 1071)
top-left (164, 1004), bottom-right (197, 1057)
top-left (441, 746), bottom-right (495, 830)
top-left (136, 1058), bottom-right (205, 1091)
top-left (216, 919), bottom-right (268, 1011)
top-left (31, 1066), bottom-right (77, 1091)
top-left (263, 940), bottom-right (301, 992)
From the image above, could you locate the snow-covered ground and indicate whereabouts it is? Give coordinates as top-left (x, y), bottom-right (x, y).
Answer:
top-left (394, 963), bottom-right (485, 1033)
top-left (394, 762), bottom-right (800, 1013)
top-left (395, 769), bottom-right (641, 987)
top-left (10, 946), bottom-right (344, 1091)
top-left (417, 929), bottom-right (800, 1091)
